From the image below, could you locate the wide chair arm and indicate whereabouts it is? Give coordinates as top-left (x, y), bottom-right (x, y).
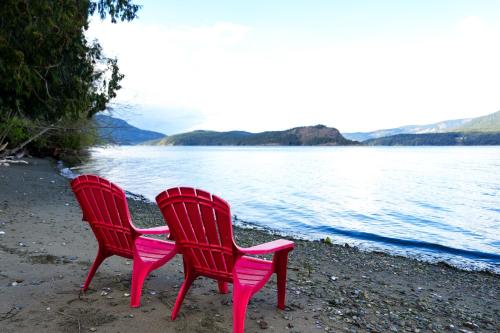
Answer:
top-left (134, 225), bottom-right (170, 235)
top-left (238, 239), bottom-right (294, 255)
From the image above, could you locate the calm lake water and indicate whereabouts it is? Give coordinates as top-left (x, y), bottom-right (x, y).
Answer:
top-left (77, 146), bottom-right (500, 272)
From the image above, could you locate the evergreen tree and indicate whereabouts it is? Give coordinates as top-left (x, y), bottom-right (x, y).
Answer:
top-left (0, 0), bottom-right (140, 159)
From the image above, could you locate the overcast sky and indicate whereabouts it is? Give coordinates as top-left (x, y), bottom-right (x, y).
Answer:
top-left (88, 0), bottom-right (500, 134)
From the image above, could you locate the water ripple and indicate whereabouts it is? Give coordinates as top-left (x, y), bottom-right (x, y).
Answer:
top-left (78, 146), bottom-right (500, 271)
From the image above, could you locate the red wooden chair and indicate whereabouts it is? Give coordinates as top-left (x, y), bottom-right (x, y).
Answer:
top-left (155, 187), bottom-right (294, 333)
top-left (71, 175), bottom-right (177, 307)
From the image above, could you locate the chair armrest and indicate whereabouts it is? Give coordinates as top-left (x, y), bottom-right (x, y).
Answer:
top-left (134, 225), bottom-right (170, 235)
top-left (238, 239), bottom-right (294, 255)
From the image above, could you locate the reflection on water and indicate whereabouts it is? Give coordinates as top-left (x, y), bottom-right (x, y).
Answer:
top-left (78, 146), bottom-right (500, 271)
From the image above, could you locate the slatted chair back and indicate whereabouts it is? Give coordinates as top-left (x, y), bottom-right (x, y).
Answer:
top-left (71, 175), bottom-right (137, 258)
top-left (156, 187), bottom-right (235, 281)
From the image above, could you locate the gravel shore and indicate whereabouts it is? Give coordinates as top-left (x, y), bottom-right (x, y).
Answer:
top-left (0, 158), bottom-right (498, 332)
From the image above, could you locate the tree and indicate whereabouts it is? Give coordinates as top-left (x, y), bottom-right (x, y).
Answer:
top-left (0, 0), bottom-right (140, 159)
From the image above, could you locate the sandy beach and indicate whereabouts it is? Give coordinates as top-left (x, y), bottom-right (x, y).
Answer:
top-left (0, 158), bottom-right (498, 333)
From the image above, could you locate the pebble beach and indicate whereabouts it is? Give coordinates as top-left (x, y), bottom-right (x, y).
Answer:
top-left (0, 158), bottom-right (498, 332)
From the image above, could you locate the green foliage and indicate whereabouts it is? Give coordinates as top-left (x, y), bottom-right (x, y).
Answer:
top-left (0, 0), bottom-right (140, 156)
top-left (323, 236), bottom-right (333, 245)
top-left (0, 116), bottom-right (30, 146)
top-left (48, 120), bottom-right (98, 150)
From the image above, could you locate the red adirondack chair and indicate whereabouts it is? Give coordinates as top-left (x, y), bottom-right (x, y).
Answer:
top-left (71, 175), bottom-right (177, 307)
top-left (155, 187), bottom-right (294, 333)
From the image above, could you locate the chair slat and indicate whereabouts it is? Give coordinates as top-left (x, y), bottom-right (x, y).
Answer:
top-left (96, 181), bottom-right (125, 249)
top-left (72, 175), bottom-right (136, 255)
top-left (157, 189), bottom-right (235, 278)
top-left (198, 200), bottom-right (228, 274)
top-left (183, 193), bottom-right (217, 271)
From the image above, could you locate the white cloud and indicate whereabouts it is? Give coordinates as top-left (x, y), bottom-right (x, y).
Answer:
top-left (87, 17), bottom-right (500, 133)
top-left (456, 16), bottom-right (489, 38)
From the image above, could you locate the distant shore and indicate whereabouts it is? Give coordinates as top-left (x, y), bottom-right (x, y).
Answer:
top-left (0, 158), bottom-right (498, 332)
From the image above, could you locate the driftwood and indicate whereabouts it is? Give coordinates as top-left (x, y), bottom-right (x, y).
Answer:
top-left (0, 159), bottom-right (29, 165)
top-left (0, 155), bottom-right (29, 166)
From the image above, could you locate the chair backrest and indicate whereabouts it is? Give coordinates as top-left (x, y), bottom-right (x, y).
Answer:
top-left (71, 175), bottom-right (137, 258)
top-left (156, 187), bottom-right (235, 281)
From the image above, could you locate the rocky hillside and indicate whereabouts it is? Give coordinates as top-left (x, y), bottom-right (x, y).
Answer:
top-left (152, 125), bottom-right (357, 146)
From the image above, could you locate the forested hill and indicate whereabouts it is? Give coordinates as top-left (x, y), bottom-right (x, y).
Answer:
top-left (151, 125), bottom-right (358, 146)
top-left (95, 115), bottom-right (165, 145)
top-left (363, 132), bottom-right (500, 146)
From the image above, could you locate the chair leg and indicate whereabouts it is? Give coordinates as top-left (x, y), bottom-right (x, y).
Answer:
top-left (130, 261), bottom-right (151, 308)
top-left (171, 271), bottom-right (196, 320)
top-left (275, 251), bottom-right (290, 310)
top-left (82, 248), bottom-right (108, 292)
top-left (218, 281), bottom-right (228, 294)
top-left (232, 285), bottom-right (252, 333)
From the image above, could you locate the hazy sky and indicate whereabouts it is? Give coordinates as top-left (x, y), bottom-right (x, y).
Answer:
top-left (88, 0), bottom-right (500, 134)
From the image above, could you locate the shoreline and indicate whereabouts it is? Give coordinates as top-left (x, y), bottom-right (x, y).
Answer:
top-left (0, 158), bottom-right (498, 332)
top-left (79, 145), bottom-right (500, 275)
top-left (120, 185), bottom-right (500, 275)
top-left (232, 216), bottom-right (499, 274)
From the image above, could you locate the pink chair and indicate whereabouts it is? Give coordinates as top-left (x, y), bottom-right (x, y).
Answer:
top-left (155, 187), bottom-right (294, 333)
top-left (71, 175), bottom-right (177, 307)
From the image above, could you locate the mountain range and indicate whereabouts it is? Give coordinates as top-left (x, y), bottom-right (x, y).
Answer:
top-left (343, 111), bottom-right (500, 141)
top-left (94, 110), bottom-right (500, 146)
top-left (342, 118), bottom-right (472, 141)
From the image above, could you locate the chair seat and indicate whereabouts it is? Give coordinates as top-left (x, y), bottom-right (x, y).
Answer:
top-left (136, 236), bottom-right (176, 263)
top-left (234, 256), bottom-right (274, 287)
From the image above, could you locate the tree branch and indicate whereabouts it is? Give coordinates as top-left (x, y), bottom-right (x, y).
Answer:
top-left (33, 69), bottom-right (52, 99)
top-left (2, 126), bottom-right (52, 158)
